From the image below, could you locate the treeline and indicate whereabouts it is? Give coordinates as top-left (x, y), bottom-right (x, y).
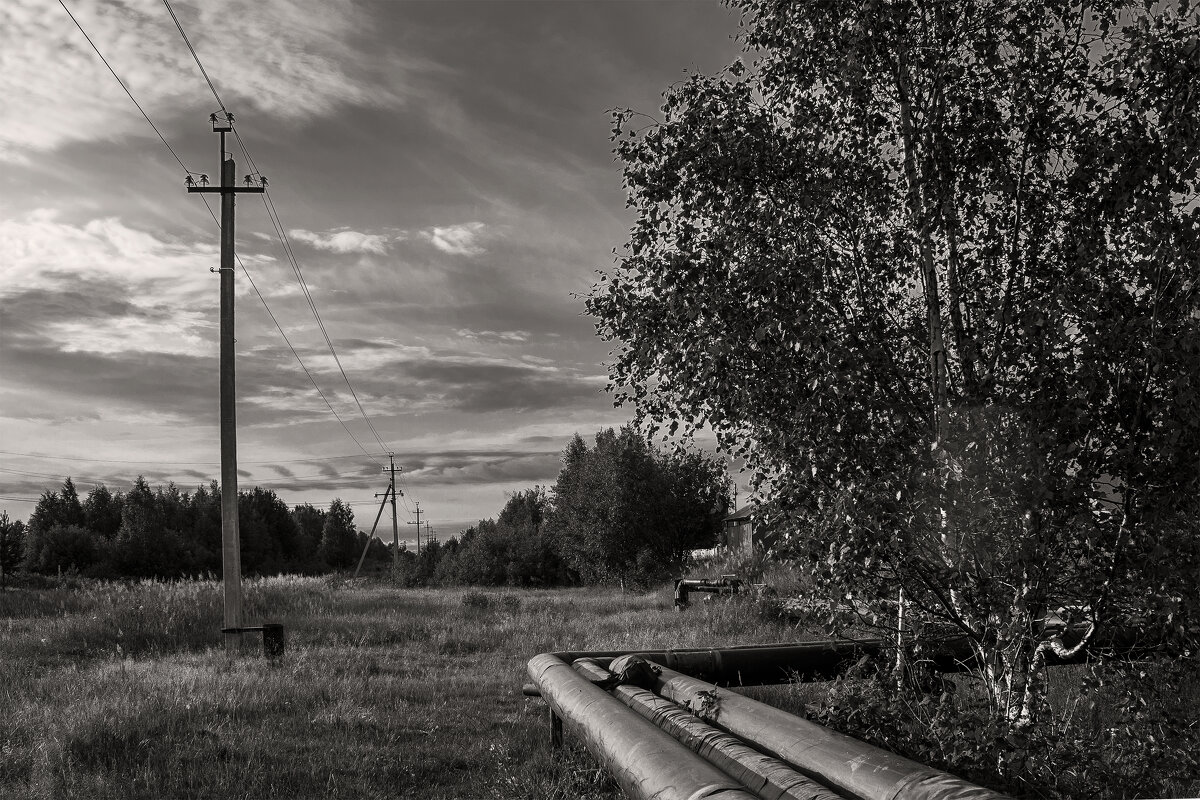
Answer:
top-left (392, 425), bottom-right (730, 589)
top-left (0, 425), bottom-right (729, 588)
top-left (0, 478), bottom-right (389, 584)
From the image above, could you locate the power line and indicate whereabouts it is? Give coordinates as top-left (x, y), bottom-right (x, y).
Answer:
top-left (0, 449), bottom-right (382, 467)
top-left (222, 120), bottom-right (392, 456)
top-left (0, 465), bottom-right (378, 488)
top-left (55, 0), bottom-right (393, 475)
top-left (161, 11), bottom-right (395, 459)
top-left (253, 185), bottom-right (392, 455)
top-left (194, 193), bottom-right (385, 467)
top-left (58, 0), bottom-right (195, 175)
top-left (160, 0), bottom-right (227, 113)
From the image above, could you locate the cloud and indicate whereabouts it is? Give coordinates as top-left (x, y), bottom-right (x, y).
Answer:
top-left (0, 0), bottom-right (415, 161)
top-left (289, 227), bottom-right (390, 255)
top-left (398, 360), bottom-right (604, 413)
top-left (405, 451), bottom-right (562, 486)
top-left (422, 222), bottom-right (486, 256)
top-left (456, 328), bottom-right (530, 343)
top-left (0, 212), bottom-right (234, 357)
top-left (0, 210), bottom-right (217, 296)
top-left (1, 334), bottom-right (215, 420)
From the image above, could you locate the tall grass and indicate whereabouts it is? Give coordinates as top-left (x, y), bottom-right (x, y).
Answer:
top-left (0, 577), bottom-right (802, 799)
top-left (10, 577), bottom-right (1187, 798)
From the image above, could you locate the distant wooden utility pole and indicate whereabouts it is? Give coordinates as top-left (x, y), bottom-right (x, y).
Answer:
top-left (186, 111), bottom-right (264, 655)
top-left (353, 480), bottom-right (394, 579)
top-left (406, 501), bottom-right (422, 555)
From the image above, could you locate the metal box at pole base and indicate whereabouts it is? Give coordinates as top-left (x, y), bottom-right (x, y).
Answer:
top-left (262, 623), bottom-right (285, 659)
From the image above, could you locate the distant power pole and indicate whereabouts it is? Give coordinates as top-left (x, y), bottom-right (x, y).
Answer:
top-left (389, 455), bottom-right (400, 572)
top-left (353, 481), bottom-right (393, 579)
top-left (187, 112), bottom-right (264, 655)
top-left (406, 501), bottom-right (422, 555)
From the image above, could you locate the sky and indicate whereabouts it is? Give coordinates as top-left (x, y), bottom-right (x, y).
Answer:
top-left (0, 0), bottom-right (746, 541)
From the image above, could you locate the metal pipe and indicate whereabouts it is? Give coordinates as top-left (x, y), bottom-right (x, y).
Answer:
top-left (528, 654), bottom-right (760, 800)
top-left (675, 576), bottom-right (745, 609)
top-left (572, 658), bottom-right (846, 800)
top-left (649, 664), bottom-right (1012, 800)
top-left (525, 623), bottom-right (1155, 696)
top-left (548, 640), bottom-right (886, 686)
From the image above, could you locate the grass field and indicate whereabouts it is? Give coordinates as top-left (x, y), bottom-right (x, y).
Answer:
top-left (0, 576), bottom-right (809, 800)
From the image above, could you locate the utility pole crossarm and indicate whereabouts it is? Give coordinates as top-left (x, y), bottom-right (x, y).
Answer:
top-left (187, 186), bottom-right (265, 193)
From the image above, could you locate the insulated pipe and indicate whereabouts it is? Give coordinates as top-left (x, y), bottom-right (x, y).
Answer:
top-left (648, 664), bottom-right (1012, 800)
top-left (524, 623), bottom-right (1152, 696)
top-left (572, 658), bottom-right (846, 800)
top-left (550, 640), bottom-right (886, 686)
top-left (527, 653), bottom-right (760, 800)
top-left (522, 641), bottom-right (882, 696)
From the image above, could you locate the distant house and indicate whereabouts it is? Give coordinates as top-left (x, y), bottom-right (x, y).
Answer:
top-left (721, 503), bottom-right (790, 556)
top-left (722, 504), bottom-right (756, 555)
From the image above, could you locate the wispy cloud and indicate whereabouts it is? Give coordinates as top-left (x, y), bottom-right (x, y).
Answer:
top-left (456, 328), bottom-right (530, 343)
top-left (290, 227), bottom-right (390, 255)
top-left (422, 222), bottom-right (486, 256)
top-left (0, 0), bottom-right (411, 160)
top-left (0, 210), bottom-right (217, 297)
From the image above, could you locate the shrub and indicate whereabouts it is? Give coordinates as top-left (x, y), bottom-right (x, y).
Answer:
top-left (811, 654), bottom-right (1200, 799)
top-left (461, 591), bottom-right (490, 611)
top-left (21, 524), bottom-right (99, 574)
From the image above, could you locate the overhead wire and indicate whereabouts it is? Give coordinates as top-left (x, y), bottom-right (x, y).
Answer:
top-left (157, 0), bottom-right (396, 461)
top-left (228, 126), bottom-right (393, 456)
top-left (194, 193), bottom-right (385, 467)
top-left (0, 453), bottom-right (388, 501)
top-left (246, 174), bottom-right (392, 455)
top-left (51, 0), bottom-right (387, 475)
top-left (58, 0), bottom-right (196, 176)
top-left (0, 449), bottom-right (381, 466)
top-left (51, 0), bottom-right (409, 514)
top-left (160, 0), bottom-right (227, 114)
top-left (0, 465), bottom-right (378, 489)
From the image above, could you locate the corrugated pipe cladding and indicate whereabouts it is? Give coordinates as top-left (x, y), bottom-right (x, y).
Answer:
top-left (526, 642), bottom-right (1015, 800)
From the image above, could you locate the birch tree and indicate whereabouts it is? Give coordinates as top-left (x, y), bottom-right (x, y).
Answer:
top-left (589, 0), bottom-right (1200, 730)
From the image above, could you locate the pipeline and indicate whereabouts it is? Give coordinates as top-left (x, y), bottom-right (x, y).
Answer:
top-left (525, 628), bottom-right (1159, 797)
top-left (647, 663), bottom-right (1010, 800)
top-left (527, 653), bottom-right (759, 800)
top-left (572, 658), bottom-right (845, 800)
top-left (674, 576), bottom-right (746, 609)
top-left (534, 640), bottom-right (885, 690)
top-left (529, 648), bottom-right (1013, 800)
top-left (523, 622), bottom-right (1157, 696)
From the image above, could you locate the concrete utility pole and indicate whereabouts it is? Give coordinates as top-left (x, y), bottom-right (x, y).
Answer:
top-left (389, 455), bottom-right (400, 572)
top-left (406, 501), bottom-right (422, 555)
top-left (187, 112), bottom-right (264, 655)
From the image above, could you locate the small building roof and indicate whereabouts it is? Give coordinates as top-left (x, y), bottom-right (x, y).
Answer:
top-left (723, 504), bottom-right (755, 523)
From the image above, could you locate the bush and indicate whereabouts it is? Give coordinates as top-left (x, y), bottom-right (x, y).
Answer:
top-left (811, 654), bottom-right (1200, 799)
top-left (21, 524), bottom-right (99, 574)
top-left (461, 591), bottom-right (490, 611)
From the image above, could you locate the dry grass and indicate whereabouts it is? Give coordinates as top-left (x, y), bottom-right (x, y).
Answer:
top-left (0, 577), bottom-right (805, 800)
